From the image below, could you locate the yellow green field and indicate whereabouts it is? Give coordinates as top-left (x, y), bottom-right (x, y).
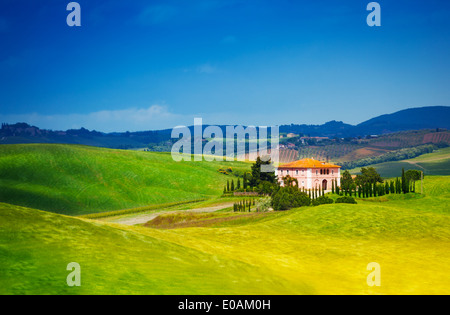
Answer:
top-left (1, 175), bottom-right (449, 294)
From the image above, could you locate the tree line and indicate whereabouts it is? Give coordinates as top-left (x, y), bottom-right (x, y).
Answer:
top-left (339, 167), bottom-right (423, 198)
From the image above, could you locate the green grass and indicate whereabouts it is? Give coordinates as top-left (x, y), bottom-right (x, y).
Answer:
top-left (349, 147), bottom-right (450, 177)
top-left (0, 144), bottom-right (250, 215)
top-left (0, 202), bottom-right (305, 295)
top-left (1, 176), bottom-right (449, 294)
top-left (1, 143), bottom-right (449, 294)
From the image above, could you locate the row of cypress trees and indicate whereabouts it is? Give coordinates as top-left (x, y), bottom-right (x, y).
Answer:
top-left (296, 186), bottom-right (325, 200)
top-left (224, 174), bottom-right (250, 193)
top-left (233, 199), bottom-right (256, 212)
top-left (329, 168), bottom-right (417, 198)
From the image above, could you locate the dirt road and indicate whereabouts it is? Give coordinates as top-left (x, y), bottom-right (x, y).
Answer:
top-left (111, 202), bottom-right (234, 226)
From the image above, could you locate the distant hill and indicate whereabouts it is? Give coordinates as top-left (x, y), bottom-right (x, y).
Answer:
top-left (280, 106), bottom-right (450, 137)
top-left (353, 106), bottom-right (450, 136)
top-left (1, 106), bottom-right (448, 148)
top-left (280, 120), bottom-right (355, 138)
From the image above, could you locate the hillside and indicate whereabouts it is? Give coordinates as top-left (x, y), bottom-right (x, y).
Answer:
top-left (280, 106), bottom-right (450, 137)
top-left (349, 147), bottom-right (450, 178)
top-left (0, 202), bottom-right (299, 295)
top-left (279, 129), bottom-right (450, 164)
top-left (1, 176), bottom-right (449, 294)
top-left (354, 106), bottom-right (450, 135)
top-left (0, 144), bottom-right (249, 215)
top-left (2, 106), bottom-right (449, 149)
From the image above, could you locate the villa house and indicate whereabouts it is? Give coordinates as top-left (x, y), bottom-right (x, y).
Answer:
top-left (276, 158), bottom-right (341, 191)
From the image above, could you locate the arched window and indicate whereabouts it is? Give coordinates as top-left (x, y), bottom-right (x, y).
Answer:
top-left (327, 169), bottom-right (330, 175)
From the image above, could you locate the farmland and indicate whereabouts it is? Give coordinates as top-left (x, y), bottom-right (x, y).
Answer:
top-left (349, 147), bottom-right (450, 178)
top-left (1, 174), bottom-right (449, 294)
top-left (1, 142), bottom-right (449, 295)
top-left (284, 130), bottom-right (450, 164)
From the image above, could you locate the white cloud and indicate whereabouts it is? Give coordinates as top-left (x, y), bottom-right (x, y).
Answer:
top-left (0, 105), bottom-right (285, 133)
top-left (0, 105), bottom-right (190, 133)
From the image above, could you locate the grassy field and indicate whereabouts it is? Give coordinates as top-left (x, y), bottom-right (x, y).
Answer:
top-left (349, 147), bottom-right (450, 177)
top-left (1, 175), bottom-right (449, 294)
top-left (0, 144), bottom-right (250, 215)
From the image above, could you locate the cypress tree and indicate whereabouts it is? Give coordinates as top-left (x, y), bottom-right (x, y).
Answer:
top-left (401, 168), bottom-right (407, 194)
top-left (231, 180), bottom-right (235, 192)
top-left (237, 178), bottom-right (241, 190)
top-left (332, 180), bottom-right (335, 194)
top-left (243, 173), bottom-right (247, 190)
top-left (227, 180), bottom-right (230, 192)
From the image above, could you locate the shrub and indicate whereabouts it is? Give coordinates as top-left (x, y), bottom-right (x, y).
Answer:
top-left (335, 196), bottom-right (357, 204)
top-left (312, 196), bottom-right (334, 206)
top-left (255, 197), bottom-right (272, 212)
top-left (271, 187), bottom-right (311, 210)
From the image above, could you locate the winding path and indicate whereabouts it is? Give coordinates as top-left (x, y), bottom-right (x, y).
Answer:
top-left (111, 202), bottom-right (235, 226)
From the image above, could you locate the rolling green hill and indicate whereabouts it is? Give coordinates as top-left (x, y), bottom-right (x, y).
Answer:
top-left (349, 147), bottom-right (450, 178)
top-left (0, 144), bottom-right (249, 215)
top-left (1, 176), bottom-right (449, 294)
top-left (0, 202), bottom-right (303, 295)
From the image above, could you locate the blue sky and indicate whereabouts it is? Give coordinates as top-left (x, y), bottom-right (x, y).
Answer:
top-left (0, 0), bottom-right (449, 132)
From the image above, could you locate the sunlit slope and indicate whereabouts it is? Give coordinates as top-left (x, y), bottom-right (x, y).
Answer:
top-left (0, 144), bottom-right (248, 215)
top-left (0, 202), bottom-right (308, 295)
top-left (1, 176), bottom-right (449, 295)
top-left (131, 176), bottom-right (450, 294)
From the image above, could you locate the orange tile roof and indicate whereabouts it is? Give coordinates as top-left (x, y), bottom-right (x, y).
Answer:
top-left (278, 158), bottom-right (341, 169)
